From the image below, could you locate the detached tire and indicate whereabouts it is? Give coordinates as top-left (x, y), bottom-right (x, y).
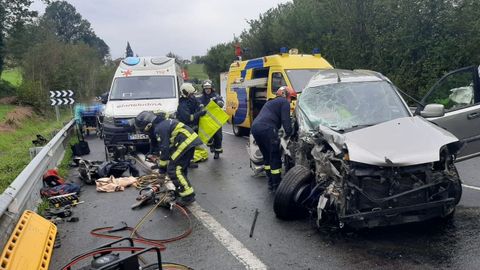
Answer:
top-left (274, 165), bottom-right (312, 220)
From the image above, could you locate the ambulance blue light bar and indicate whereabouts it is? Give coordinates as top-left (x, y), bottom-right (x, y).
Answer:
top-left (312, 48), bottom-right (321, 54)
top-left (280, 47), bottom-right (288, 54)
top-left (122, 57), bottom-right (140, 66)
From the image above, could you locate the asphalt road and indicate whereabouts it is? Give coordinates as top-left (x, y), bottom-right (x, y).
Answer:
top-left (51, 125), bottom-right (480, 270)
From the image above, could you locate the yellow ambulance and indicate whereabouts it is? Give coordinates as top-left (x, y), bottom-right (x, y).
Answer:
top-left (225, 48), bottom-right (333, 136)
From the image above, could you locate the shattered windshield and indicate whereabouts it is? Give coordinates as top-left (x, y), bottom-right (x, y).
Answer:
top-left (285, 69), bottom-right (323, 92)
top-left (110, 76), bottom-right (176, 100)
top-left (298, 81), bottom-right (410, 131)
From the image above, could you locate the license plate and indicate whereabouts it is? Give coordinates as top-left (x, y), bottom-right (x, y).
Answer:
top-left (128, 133), bottom-right (149, 140)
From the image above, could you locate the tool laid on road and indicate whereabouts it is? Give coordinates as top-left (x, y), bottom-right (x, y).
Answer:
top-left (131, 178), bottom-right (176, 209)
top-left (131, 184), bottom-right (161, 209)
top-left (44, 206), bottom-right (73, 218)
top-left (61, 237), bottom-right (193, 270)
top-left (249, 208), bottom-right (259, 238)
top-left (48, 192), bottom-right (83, 208)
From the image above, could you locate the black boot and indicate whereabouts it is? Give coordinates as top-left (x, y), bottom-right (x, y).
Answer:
top-left (267, 176), bottom-right (274, 192)
top-left (271, 174), bottom-right (281, 192)
top-left (189, 162), bottom-right (198, 168)
top-left (177, 193), bottom-right (196, 206)
top-left (214, 152), bottom-right (220, 159)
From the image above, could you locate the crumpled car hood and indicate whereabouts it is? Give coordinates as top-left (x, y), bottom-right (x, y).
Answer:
top-left (343, 116), bottom-right (458, 166)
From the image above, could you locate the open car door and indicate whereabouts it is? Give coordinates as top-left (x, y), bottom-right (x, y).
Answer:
top-left (419, 66), bottom-right (480, 161)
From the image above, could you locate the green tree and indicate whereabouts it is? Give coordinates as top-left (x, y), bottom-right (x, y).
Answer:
top-left (0, 0), bottom-right (37, 75)
top-left (125, 41), bottom-right (133, 57)
top-left (42, 1), bottom-right (109, 59)
top-left (202, 42), bottom-right (237, 87)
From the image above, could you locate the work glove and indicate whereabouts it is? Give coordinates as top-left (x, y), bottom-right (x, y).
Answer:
top-left (195, 110), bottom-right (207, 117)
top-left (145, 154), bottom-right (159, 163)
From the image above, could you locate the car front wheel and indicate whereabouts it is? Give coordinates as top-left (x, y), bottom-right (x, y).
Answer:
top-left (274, 165), bottom-right (313, 220)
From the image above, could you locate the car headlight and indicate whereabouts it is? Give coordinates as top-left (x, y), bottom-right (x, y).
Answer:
top-left (104, 115), bottom-right (114, 125)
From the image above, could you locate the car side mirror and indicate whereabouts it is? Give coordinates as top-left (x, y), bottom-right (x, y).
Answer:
top-left (100, 92), bottom-right (109, 104)
top-left (420, 104), bottom-right (445, 118)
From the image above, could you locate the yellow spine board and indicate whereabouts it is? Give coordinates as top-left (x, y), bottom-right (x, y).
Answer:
top-left (0, 210), bottom-right (57, 270)
top-left (198, 101), bottom-right (229, 144)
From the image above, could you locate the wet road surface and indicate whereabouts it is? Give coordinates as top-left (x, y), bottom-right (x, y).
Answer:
top-left (51, 125), bottom-right (480, 269)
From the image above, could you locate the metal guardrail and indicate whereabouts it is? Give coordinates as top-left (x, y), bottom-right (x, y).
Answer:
top-left (0, 119), bottom-right (75, 249)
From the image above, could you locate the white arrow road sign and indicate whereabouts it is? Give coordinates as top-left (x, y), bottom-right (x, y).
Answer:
top-left (50, 97), bottom-right (75, 106)
top-left (49, 90), bottom-right (74, 98)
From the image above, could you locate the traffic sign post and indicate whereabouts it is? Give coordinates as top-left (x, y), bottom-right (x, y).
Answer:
top-left (50, 90), bottom-right (75, 121)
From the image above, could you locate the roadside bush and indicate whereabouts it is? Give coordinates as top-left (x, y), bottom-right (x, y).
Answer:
top-left (16, 80), bottom-right (46, 109)
top-left (0, 80), bottom-right (16, 98)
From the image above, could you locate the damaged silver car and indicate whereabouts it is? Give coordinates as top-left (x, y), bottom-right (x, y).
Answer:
top-left (273, 69), bottom-right (466, 229)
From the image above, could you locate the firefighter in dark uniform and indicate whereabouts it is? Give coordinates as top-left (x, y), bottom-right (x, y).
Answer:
top-left (135, 110), bottom-right (201, 206)
top-left (177, 83), bottom-right (205, 132)
top-left (251, 86), bottom-right (297, 191)
top-left (198, 80), bottom-right (224, 159)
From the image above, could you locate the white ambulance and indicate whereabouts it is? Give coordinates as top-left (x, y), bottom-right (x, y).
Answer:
top-left (103, 56), bottom-right (183, 147)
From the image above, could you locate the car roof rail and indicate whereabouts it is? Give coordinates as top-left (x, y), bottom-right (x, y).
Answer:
top-left (353, 69), bottom-right (391, 82)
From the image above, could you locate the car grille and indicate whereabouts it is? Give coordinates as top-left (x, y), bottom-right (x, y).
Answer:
top-left (114, 118), bottom-right (133, 127)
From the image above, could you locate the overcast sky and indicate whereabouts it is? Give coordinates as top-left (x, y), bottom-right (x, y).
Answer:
top-left (31, 0), bottom-right (291, 60)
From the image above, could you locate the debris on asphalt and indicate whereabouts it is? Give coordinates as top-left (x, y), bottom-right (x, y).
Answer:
top-left (95, 176), bottom-right (137, 192)
top-left (249, 208), bottom-right (259, 238)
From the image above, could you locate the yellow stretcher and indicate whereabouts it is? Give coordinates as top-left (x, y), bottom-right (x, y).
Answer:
top-left (198, 100), bottom-right (229, 144)
top-left (0, 210), bottom-right (57, 270)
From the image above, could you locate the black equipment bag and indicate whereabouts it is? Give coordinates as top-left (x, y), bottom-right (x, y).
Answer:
top-left (71, 121), bottom-right (91, 156)
top-left (71, 141), bottom-right (90, 156)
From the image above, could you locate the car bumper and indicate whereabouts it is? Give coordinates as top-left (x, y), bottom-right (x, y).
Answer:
top-left (339, 198), bottom-right (456, 229)
top-left (103, 122), bottom-right (149, 146)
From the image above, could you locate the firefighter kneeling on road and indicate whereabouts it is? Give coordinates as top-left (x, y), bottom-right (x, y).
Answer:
top-left (251, 86), bottom-right (296, 192)
top-left (199, 79), bottom-right (224, 159)
top-left (135, 110), bottom-right (202, 206)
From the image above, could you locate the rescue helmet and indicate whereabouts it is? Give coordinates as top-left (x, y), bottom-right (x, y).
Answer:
top-left (276, 86), bottom-right (297, 102)
top-left (135, 111), bottom-right (157, 132)
top-left (202, 80), bottom-right (213, 91)
top-left (180, 83), bottom-right (196, 97)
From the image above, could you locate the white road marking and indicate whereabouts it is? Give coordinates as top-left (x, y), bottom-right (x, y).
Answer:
top-left (189, 202), bottom-right (267, 270)
top-left (223, 131), bottom-right (235, 136)
top-left (462, 184), bottom-right (480, 191)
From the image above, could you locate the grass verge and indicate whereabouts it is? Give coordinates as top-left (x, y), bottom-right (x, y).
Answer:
top-left (187, 64), bottom-right (208, 80)
top-left (57, 135), bottom-right (78, 178)
top-left (0, 113), bottom-right (71, 192)
top-left (0, 105), bottom-right (15, 121)
top-left (1, 69), bottom-right (22, 87)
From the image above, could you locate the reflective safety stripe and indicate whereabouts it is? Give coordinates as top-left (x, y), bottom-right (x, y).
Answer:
top-left (215, 148), bottom-right (223, 152)
top-left (206, 110), bottom-right (223, 126)
top-left (170, 122), bottom-right (192, 144)
top-left (197, 127), bottom-right (210, 142)
top-left (176, 165), bottom-right (194, 196)
top-left (158, 160), bottom-right (168, 166)
top-left (171, 133), bottom-right (199, 160)
top-left (271, 169), bottom-right (281, 175)
top-left (190, 114), bottom-right (194, 122)
top-left (264, 165), bottom-right (271, 171)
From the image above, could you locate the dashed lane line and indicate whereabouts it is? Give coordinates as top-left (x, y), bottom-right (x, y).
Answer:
top-left (462, 184), bottom-right (480, 191)
top-left (189, 202), bottom-right (267, 270)
top-left (223, 131), bottom-right (235, 136)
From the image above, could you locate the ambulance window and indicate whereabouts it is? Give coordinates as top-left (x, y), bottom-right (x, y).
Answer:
top-left (272, 72), bottom-right (286, 93)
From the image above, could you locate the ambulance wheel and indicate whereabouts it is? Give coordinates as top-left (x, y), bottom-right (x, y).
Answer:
top-left (232, 123), bottom-right (249, 137)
